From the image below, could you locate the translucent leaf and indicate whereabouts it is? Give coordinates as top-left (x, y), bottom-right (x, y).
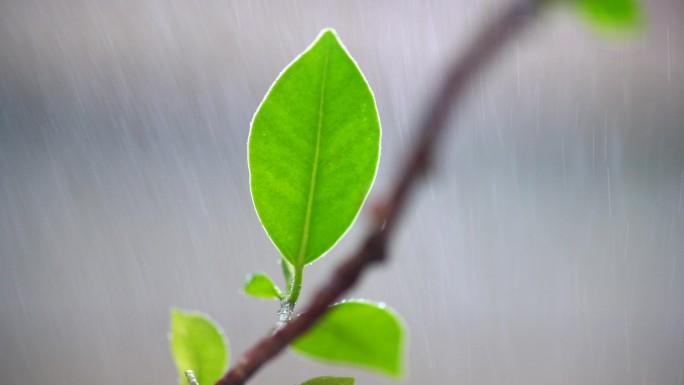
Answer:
top-left (243, 273), bottom-right (283, 300)
top-left (249, 29), bottom-right (381, 269)
top-left (300, 376), bottom-right (355, 385)
top-left (291, 300), bottom-right (405, 377)
top-left (169, 309), bottom-right (229, 385)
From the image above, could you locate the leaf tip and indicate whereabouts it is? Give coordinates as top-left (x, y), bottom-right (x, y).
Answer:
top-left (314, 28), bottom-right (344, 48)
top-left (318, 27), bottom-right (338, 39)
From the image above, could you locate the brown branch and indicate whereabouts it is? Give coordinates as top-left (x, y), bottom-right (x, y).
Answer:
top-left (215, 1), bottom-right (539, 384)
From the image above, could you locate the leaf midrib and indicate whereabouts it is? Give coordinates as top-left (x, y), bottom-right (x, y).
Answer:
top-left (296, 43), bottom-right (331, 268)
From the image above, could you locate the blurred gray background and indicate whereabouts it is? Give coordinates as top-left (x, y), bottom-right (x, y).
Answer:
top-left (1, 1), bottom-right (683, 384)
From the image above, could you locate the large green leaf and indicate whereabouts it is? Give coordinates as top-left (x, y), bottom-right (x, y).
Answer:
top-left (300, 376), bottom-right (355, 385)
top-left (249, 29), bottom-right (381, 268)
top-left (574, 0), bottom-right (644, 31)
top-left (170, 309), bottom-right (229, 385)
top-left (291, 300), bottom-right (405, 377)
top-left (243, 273), bottom-right (284, 300)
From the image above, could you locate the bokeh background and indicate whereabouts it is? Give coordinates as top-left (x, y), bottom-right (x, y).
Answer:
top-left (1, 1), bottom-right (683, 384)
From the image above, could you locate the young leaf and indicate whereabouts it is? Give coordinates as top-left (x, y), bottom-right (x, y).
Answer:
top-left (574, 0), bottom-right (644, 31)
top-left (249, 29), bottom-right (381, 269)
top-left (300, 376), bottom-right (355, 385)
top-left (244, 273), bottom-right (284, 300)
top-left (170, 309), bottom-right (229, 385)
top-left (290, 300), bottom-right (405, 377)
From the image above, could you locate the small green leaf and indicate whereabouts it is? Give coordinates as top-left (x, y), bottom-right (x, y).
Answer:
top-left (170, 309), bottom-right (229, 385)
top-left (243, 273), bottom-right (284, 300)
top-left (300, 376), bottom-right (355, 385)
top-left (291, 300), bottom-right (405, 377)
top-left (249, 29), bottom-right (381, 269)
top-left (574, 0), bottom-right (644, 32)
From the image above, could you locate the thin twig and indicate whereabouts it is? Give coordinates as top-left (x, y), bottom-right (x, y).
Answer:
top-left (215, 1), bottom-right (539, 384)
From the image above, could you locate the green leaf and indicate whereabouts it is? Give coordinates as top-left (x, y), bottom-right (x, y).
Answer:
top-left (300, 376), bottom-right (355, 385)
top-left (170, 309), bottom-right (229, 385)
top-left (291, 300), bottom-right (405, 377)
top-left (243, 273), bottom-right (284, 300)
top-left (249, 28), bottom-right (381, 268)
top-left (574, 0), bottom-right (644, 31)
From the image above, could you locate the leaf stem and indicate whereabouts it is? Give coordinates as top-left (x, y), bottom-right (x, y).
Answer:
top-left (280, 257), bottom-right (295, 293)
top-left (285, 264), bottom-right (304, 310)
top-left (185, 370), bottom-right (200, 385)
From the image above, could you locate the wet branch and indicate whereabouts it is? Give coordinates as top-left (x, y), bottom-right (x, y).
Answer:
top-left (215, 1), bottom-right (539, 384)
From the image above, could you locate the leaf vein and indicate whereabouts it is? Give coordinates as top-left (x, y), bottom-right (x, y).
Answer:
top-left (296, 43), bottom-right (331, 267)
